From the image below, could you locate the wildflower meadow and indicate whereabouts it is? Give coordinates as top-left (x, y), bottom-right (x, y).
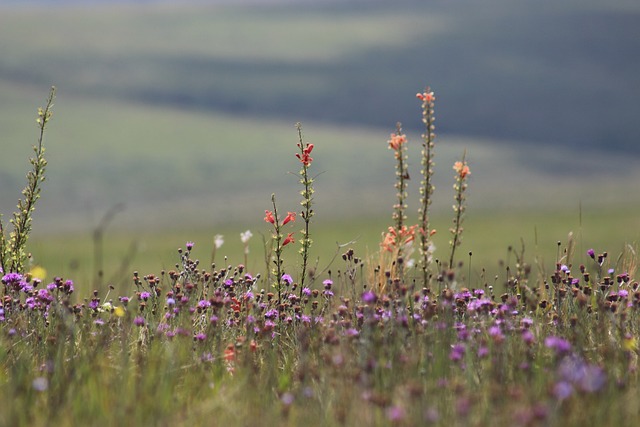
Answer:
top-left (1, 87), bottom-right (639, 426)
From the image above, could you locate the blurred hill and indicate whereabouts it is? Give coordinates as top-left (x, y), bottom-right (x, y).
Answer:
top-left (1, 0), bottom-right (640, 233)
top-left (1, 0), bottom-right (639, 152)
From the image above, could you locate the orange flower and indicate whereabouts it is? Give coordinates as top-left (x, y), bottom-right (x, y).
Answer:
top-left (416, 91), bottom-right (435, 103)
top-left (400, 225), bottom-right (417, 245)
top-left (381, 230), bottom-right (396, 252)
top-left (388, 133), bottom-right (407, 151)
top-left (282, 211), bottom-right (296, 226)
top-left (264, 210), bottom-right (275, 224)
top-left (224, 344), bottom-right (236, 362)
top-left (453, 161), bottom-right (471, 179)
top-left (282, 232), bottom-right (295, 247)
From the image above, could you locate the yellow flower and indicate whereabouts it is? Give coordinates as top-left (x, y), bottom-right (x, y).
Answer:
top-left (29, 265), bottom-right (47, 281)
top-left (113, 306), bottom-right (126, 318)
top-left (623, 335), bottom-right (637, 352)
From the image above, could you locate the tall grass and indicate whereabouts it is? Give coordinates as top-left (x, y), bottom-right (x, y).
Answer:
top-left (1, 88), bottom-right (639, 427)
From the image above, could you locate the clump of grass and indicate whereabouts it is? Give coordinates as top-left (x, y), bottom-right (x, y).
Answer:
top-left (2, 87), bottom-right (640, 427)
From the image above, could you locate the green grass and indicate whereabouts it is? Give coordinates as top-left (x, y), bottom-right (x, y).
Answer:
top-left (27, 205), bottom-right (640, 302)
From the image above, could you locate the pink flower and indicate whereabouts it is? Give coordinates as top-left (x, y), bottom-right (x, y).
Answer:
top-left (453, 161), bottom-right (471, 179)
top-left (387, 133), bottom-right (406, 151)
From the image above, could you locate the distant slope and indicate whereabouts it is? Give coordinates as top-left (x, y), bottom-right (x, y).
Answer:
top-left (0, 0), bottom-right (639, 153)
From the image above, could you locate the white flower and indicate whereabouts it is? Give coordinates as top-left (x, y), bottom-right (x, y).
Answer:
top-left (240, 230), bottom-right (253, 244)
top-left (214, 234), bottom-right (224, 249)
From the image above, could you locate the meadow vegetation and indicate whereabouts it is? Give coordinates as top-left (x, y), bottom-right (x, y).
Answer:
top-left (1, 87), bottom-right (640, 426)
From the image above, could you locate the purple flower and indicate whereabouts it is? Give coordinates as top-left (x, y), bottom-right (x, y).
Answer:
top-left (194, 333), bottom-right (206, 341)
top-left (323, 279), bottom-right (333, 289)
top-left (281, 392), bottom-right (294, 406)
top-left (545, 336), bottom-right (571, 354)
top-left (186, 241), bottom-right (195, 251)
top-left (2, 272), bottom-right (23, 285)
top-left (64, 280), bottom-right (74, 293)
top-left (553, 381), bottom-right (574, 400)
top-left (521, 330), bottom-right (535, 345)
top-left (557, 355), bottom-right (607, 393)
top-left (197, 300), bottom-right (211, 309)
top-left (166, 297), bottom-right (176, 306)
top-left (133, 316), bottom-right (145, 326)
top-left (345, 328), bottom-right (360, 337)
top-left (265, 309), bottom-right (279, 319)
top-left (587, 248), bottom-right (595, 259)
top-left (139, 291), bottom-right (151, 301)
top-left (302, 287), bottom-right (311, 297)
top-left (281, 274), bottom-right (293, 285)
top-left (89, 300), bottom-right (100, 310)
top-left (38, 289), bottom-right (53, 303)
top-left (361, 290), bottom-right (377, 304)
top-left (385, 405), bottom-right (406, 422)
top-left (477, 346), bottom-right (489, 358)
top-left (449, 343), bottom-right (466, 361)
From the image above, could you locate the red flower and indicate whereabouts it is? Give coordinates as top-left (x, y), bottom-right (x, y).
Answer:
top-left (296, 143), bottom-right (314, 166)
top-left (282, 211), bottom-right (296, 226)
top-left (264, 210), bottom-right (275, 224)
top-left (224, 344), bottom-right (236, 362)
top-left (282, 232), bottom-right (295, 247)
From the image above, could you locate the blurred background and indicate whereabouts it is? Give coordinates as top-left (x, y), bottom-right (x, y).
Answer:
top-left (1, 0), bottom-right (639, 288)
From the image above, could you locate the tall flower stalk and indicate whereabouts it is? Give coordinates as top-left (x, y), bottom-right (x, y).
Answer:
top-left (265, 194), bottom-right (295, 305)
top-left (1, 87), bottom-right (55, 273)
top-left (388, 123), bottom-right (409, 277)
top-left (295, 123), bottom-right (314, 297)
top-left (417, 88), bottom-right (436, 286)
top-left (449, 154), bottom-right (471, 270)
top-left (389, 123), bottom-right (408, 234)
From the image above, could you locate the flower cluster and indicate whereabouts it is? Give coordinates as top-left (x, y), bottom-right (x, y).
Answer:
top-left (295, 142), bottom-right (314, 167)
